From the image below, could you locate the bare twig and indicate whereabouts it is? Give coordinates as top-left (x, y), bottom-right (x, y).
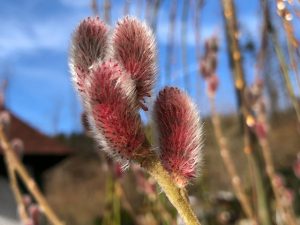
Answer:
top-left (181, 0), bottom-right (190, 91)
top-left (276, 0), bottom-right (300, 90)
top-left (123, 0), bottom-right (131, 16)
top-left (220, 0), bottom-right (273, 224)
top-left (259, 136), bottom-right (298, 225)
top-left (7, 159), bottom-right (30, 223)
top-left (103, 0), bottom-right (111, 24)
top-left (164, 0), bottom-right (177, 85)
top-left (253, 96), bottom-right (298, 225)
top-left (91, 0), bottom-right (99, 16)
top-left (194, 0), bottom-right (204, 61)
top-left (0, 125), bottom-right (64, 225)
top-left (263, 0), bottom-right (300, 124)
top-left (209, 96), bottom-right (255, 221)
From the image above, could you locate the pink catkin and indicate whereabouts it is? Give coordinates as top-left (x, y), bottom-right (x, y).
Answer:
top-left (207, 74), bottom-right (219, 97)
top-left (86, 60), bottom-right (147, 160)
top-left (112, 16), bottom-right (156, 110)
top-left (70, 17), bottom-right (109, 95)
top-left (154, 87), bottom-right (202, 187)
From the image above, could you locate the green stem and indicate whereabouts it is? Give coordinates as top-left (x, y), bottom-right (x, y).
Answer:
top-left (221, 0), bottom-right (273, 224)
top-left (249, 153), bottom-right (272, 225)
top-left (113, 182), bottom-right (121, 225)
top-left (272, 35), bottom-right (300, 123)
top-left (141, 155), bottom-right (201, 225)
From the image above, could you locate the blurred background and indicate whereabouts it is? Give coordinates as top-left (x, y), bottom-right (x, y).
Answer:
top-left (0, 0), bottom-right (300, 224)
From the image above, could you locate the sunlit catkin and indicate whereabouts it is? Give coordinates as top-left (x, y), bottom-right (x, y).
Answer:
top-left (113, 16), bottom-right (157, 110)
top-left (154, 87), bottom-right (202, 187)
top-left (85, 60), bottom-right (148, 161)
top-left (70, 17), bottom-right (109, 95)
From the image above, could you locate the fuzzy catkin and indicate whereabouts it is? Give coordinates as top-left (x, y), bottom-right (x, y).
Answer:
top-left (85, 60), bottom-right (148, 160)
top-left (113, 16), bottom-right (157, 110)
top-left (154, 87), bottom-right (203, 187)
top-left (69, 17), bottom-right (109, 95)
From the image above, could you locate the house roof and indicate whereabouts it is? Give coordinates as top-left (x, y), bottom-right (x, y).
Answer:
top-left (0, 112), bottom-right (73, 155)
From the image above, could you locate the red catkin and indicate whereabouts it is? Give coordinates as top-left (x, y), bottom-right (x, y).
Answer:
top-left (70, 16), bottom-right (109, 95)
top-left (154, 87), bottom-right (203, 187)
top-left (113, 16), bottom-right (157, 110)
top-left (85, 60), bottom-right (148, 161)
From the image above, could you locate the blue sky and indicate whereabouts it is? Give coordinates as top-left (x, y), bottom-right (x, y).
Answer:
top-left (0, 0), bottom-right (290, 135)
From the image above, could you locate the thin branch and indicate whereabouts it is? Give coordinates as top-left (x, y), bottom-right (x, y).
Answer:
top-left (265, 0), bottom-right (300, 124)
top-left (91, 0), bottom-right (99, 16)
top-left (220, 0), bottom-right (273, 224)
top-left (181, 0), bottom-right (190, 91)
top-left (145, 0), bottom-right (162, 32)
top-left (151, 0), bottom-right (162, 33)
top-left (209, 96), bottom-right (256, 221)
top-left (257, 1), bottom-right (299, 223)
top-left (123, 0), bottom-right (131, 16)
top-left (258, 133), bottom-right (298, 225)
top-left (7, 159), bottom-right (30, 223)
top-left (194, 0), bottom-right (204, 61)
top-left (164, 0), bottom-right (177, 85)
top-left (276, 0), bottom-right (300, 90)
top-left (0, 125), bottom-right (65, 225)
top-left (103, 0), bottom-right (111, 24)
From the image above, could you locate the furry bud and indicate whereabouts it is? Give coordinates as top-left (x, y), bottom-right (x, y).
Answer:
top-left (0, 111), bottom-right (10, 135)
top-left (28, 204), bottom-right (41, 225)
top-left (206, 74), bottom-right (219, 97)
top-left (254, 121), bottom-right (268, 139)
top-left (70, 17), bottom-right (109, 94)
top-left (11, 138), bottom-right (24, 159)
top-left (112, 16), bottom-right (156, 110)
top-left (200, 37), bottom-right (219, 77)
top-left (153, 87), bottom-right (203, 187)
top-left (85, 60), bottom-right (148, 161)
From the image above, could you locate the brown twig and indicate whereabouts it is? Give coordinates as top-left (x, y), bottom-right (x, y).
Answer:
top-left (220, 0), bottom-right (272, 224)
top-left (194, 0), bottom-right (203, 61)
top-left (276, 0), bottom-right (300, 90)
top-left (259, 137), bottom-right (298, 225)
top-left (263, 0), bottom-right (300, 124)
top-left (123, 0), bottom-right (131, 16)
top-left (164, 0), bottom-right (177, 85)
top-left (255, 2), bottom-right (298, 222)
top-left (103, 0), bottom-right (111, 24)
top-left (6, 157), bottom-right (30, 223)
top-left (146, 0), bottom-right (162, 33)
top-left (209, 96), bottom-right (255, 221)
top-left (91, 0), bottom-right (99, 16)
top-left (0, 125), bottom-right (65, 225)
top-left (254, 105), bottom-right (298, 225)
top-left (181, 0), bottom-right (190, 91)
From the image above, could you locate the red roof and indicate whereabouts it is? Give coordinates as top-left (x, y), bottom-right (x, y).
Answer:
top-left (0, 112), bottom-right (73, 155)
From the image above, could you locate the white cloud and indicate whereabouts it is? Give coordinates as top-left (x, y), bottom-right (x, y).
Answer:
top-left (0, 12), bottom-right (87, 58)
top-left (0, 23), bottom-right (35, 56)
